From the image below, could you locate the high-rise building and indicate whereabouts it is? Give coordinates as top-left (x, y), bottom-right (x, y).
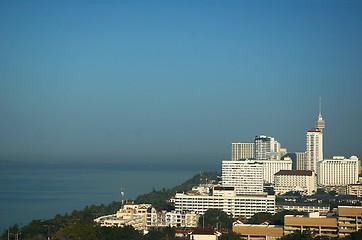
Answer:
top-left (305, 129), bottom-right (323, 172)
top-left (255, 158), bottom-right (293, 184)
top-left (318, 156), bottom-right (359, 187)
top-left (231, 142), bottom-right (254, 161)
top-left (254, 135), bottom-right (282, 160)
top-left (295, 152), bottom-right (307, 170)
top-left (222, 160), bottom-right (264, 195)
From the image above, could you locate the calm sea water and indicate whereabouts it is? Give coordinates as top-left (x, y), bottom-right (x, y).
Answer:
top-left (0, 161), bottom-right (202, 229)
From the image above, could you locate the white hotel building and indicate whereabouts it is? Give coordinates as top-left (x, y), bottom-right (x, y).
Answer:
top-left (318, 156), bottom-right (359, 187)
top-left (274, 170), bottom-right (317, 195)
top-left (174, 186), bottom-right (275, 220)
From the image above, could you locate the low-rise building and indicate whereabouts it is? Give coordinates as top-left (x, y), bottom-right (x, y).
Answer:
top-left (284, 212), bottom-right (338, 238)
top-left (232, 223), bottom-right (283, 240)
top-left (347, 184), bottom-right (362, 198)
top-left (94, 204), bottom-right (199, 230)
top-left (338, 206), bottom-right (362, 237)
top-left (174, 186), bottom-right (275, 220)
top-left (275, 202), bottom-right (330, 213)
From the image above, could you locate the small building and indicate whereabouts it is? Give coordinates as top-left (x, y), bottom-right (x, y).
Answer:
top-left (232, 223), bottom-right (283, 240)
top-left (347, 183), bottom-right (362, 197)
top-left (190, 227), bottom-right (221, 240)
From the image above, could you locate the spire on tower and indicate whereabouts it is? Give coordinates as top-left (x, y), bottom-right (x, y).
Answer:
top-left (316, 97), bottom-right (325, 132)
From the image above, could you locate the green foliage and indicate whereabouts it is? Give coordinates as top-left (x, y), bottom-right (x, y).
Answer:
top-left (0, 172), bottom-right (217, 240)
top-left (135, 171), bottom-right (218, 210)
top-left (199, 209), bottom-right (234, 231)
top-left (246, 210), bottom-right (305, 225)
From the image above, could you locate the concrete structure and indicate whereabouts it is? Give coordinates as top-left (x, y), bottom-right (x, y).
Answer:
top-left (232, 206), bottom-right (362, 239)
top-left (174, 186), bottom-right (275, 220)
top-left (347, 184), bottom-right (362, 198)
top-left (254, 135), bottom-right (282, 160)
top-left (275, 202), bottom-right (330, 213)
top-left (222, 160), bottom-right (264, 195)
top-left (94, 204), bottom-right (199, 230)
top-left (284, 212), bottom-right (338, 238)
top-left (295, 152), bottom-right (307, 170)
top-left (232, 223), bottom-right (283, 240)
top-left (338, 206), bottom-right (362, 237)
top-left (274, 170), bottom-right (316, 195)
top-left (318, 156), bottom-right (359, 187)
top-left (306, 129), bottom-right (323, 172)
top-left (256, 158), bottom-right (292, 184)
top-left (231, 142), bottom-right (254, 161)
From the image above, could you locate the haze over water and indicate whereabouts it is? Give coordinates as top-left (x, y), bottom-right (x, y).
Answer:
top-left (0, 161), bottom-right (203, 229)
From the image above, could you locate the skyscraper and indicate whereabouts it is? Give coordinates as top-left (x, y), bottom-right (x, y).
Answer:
top-left (306, 129), bottom-right (323, 172)
top-left (306, 99), bottom-right (325, 172)
top-left (254, 135), bottom-right (281, 160)
top-left (231, 142), bottom-right (254, 161)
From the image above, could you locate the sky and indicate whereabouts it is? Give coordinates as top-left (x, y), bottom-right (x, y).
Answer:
top-left (1, 0), bottom-right (362, 167)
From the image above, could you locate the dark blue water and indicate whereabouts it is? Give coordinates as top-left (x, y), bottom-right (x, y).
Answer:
top-left (0, 161), bottom-right (200, 229)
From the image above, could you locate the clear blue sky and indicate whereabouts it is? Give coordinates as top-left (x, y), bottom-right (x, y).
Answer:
top-left (1, 1), bottom-right (361, 166)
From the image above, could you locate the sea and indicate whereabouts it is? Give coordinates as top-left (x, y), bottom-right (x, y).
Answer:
top-left (0, 160), bottom-right (213, 230)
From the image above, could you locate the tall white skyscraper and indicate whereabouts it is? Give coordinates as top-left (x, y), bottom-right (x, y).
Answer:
top-left (231, 142), bottom-right (254, 161)
top-left (222, 160), bottom-right (264, 195)
top-left (306, 129), bottom-right (323, 172)
top-left (305, 99), bottom-right (325, 172)
top-left (254, 135), bottom-right (281, 160)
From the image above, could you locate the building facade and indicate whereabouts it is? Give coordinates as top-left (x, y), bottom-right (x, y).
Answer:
top-left (317, 156), bottom-right (359, 187)
top-left (222, 160), bottom-right (264, 195)
top-left (174, 186), bottom-right (275, 220)
top-left (231, 142), bottom-right (254, 161)
top-left (274, 170), bottom-right (316, 195)
top-left (305, 129), bottom-right (323, 172)
top-left (256, 158), bottom-right (293, 184)
top-left (295, 152), bottom-right (307, 170)
top-left (254, 135), bottom-right (281, 160)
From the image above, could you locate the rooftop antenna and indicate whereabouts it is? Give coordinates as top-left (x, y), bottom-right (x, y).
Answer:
top-left (319, 97), bottom-right (322, 116)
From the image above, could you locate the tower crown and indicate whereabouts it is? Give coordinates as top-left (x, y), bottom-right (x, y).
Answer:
top-left (316, 97), bottom-right (325, 132)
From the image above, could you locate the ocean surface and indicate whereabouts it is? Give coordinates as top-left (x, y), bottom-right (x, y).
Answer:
top-left (0, 161), bottom-right (208, 230)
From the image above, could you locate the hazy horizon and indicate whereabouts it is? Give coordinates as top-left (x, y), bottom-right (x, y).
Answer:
top-left (1, 1), bottom-right (362, 166)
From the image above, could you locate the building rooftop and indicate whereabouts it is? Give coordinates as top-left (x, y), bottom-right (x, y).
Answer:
top-left (275, 170), bottom-right (313, 176)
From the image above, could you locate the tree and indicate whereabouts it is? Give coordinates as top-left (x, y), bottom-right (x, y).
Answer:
top-left (199, 209), bottom-right (234, 231)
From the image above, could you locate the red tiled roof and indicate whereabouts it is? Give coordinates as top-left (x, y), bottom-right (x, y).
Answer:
top-left (307, 129), bottom-right (321, 133)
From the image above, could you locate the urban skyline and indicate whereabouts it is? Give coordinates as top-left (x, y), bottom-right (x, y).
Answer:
top-left (1, 1), bottom-right (362, 166)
